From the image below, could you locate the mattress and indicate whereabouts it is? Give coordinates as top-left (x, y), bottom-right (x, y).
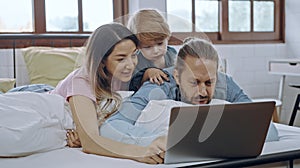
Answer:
top-left (1, 123), bottom-right (300, 168)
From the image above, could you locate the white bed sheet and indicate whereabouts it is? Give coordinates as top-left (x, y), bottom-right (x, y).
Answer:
top-left (262, 123), bottom-right (300, 154)
top-left (1, 123), bottom-right (300, 168)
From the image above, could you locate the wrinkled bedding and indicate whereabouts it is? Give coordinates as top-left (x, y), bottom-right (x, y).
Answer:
top-left (1, 92), bottom-right (300, 168)
top-left (0, 92), bottom-right (73, 157)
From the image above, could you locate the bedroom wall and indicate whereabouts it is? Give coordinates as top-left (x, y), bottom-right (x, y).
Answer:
top-left (1, 0), bottom-right (300, 124)
top-left (279, 0), bottom-right (300, 125)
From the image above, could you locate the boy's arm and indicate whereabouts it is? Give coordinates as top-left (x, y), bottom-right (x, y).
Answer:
top-left (129, 68), bottom-right (169, 92)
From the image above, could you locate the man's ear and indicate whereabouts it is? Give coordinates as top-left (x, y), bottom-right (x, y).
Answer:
top-left (173, 69), bottom-right (180, 85)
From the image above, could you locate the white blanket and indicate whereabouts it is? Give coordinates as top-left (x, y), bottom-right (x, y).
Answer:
top-left (0, 123), bottom-right (299, 168)
top-left (0, 92), bottom-right (73, 157)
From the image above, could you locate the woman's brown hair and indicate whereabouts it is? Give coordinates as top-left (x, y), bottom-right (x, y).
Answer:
top-left (84, 23), bottom-right (139, 124)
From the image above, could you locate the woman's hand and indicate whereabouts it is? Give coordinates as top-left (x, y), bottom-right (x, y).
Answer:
top-left (66, 129), bottom-right (82, 148)
top-left (144, 68), bottom-right (169, 85)
top-left (134, 136), bottom-right (167, 164)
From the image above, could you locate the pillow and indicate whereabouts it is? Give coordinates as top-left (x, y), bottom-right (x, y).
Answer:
top-left (22, 46), bottom-right (85, 87)
top-left (0, 78), bottom-right (16, 93)
top-left (116, 91), bottom-right (134, 99)
top-left (0, 92), bottom-right (74, 157)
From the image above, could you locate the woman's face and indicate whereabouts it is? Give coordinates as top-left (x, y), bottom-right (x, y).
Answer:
top-left (105, 39), bottom-right (138, 82)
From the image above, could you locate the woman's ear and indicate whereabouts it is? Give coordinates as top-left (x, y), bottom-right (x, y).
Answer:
top-left (173, 69), bottom-right (180, 86)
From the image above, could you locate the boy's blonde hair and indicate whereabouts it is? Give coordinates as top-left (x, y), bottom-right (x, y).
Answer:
top-left (127, 9), bottom-right (171, 45)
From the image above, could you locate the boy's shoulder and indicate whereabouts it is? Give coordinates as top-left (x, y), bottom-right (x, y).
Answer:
top-left (167, 46), bottom-right (178, 54)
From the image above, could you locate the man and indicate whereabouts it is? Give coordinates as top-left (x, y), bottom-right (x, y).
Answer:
top-left (100, 37), bottom-right (278, 147)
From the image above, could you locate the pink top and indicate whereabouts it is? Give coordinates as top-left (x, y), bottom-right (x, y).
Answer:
top-left (50, 67), bottom-right (96, 102)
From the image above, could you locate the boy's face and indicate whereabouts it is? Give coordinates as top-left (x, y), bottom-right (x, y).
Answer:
top-left (139, 38), bottom-right (168, 62)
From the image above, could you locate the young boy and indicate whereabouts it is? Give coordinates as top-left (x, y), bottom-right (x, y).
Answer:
top-left (127, 9), bottom-right (177, 91)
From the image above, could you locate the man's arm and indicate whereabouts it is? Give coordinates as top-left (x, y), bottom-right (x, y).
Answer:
top-left (111, 82), bottom-right (169, 124)
top-left (100, 82), bottom-right (171, 145)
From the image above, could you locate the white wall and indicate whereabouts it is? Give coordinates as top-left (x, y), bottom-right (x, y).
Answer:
top-left (1, 0), bottom-right (299, 124)
top-left (279, 0), bottom-right (300, 125)
top-left (216, 44), bottom-right (286, 99)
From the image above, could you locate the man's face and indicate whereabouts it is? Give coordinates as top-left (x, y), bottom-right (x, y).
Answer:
top-left (173, 55), bottom-right (217, 105)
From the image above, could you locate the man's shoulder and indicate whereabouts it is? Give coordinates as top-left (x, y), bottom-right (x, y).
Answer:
top-left (217, 71), bottom-right (230, 79)
top-left (216, 72), bottom-right (235, 87)
top-left (142, 79), bottom-right (176, 90)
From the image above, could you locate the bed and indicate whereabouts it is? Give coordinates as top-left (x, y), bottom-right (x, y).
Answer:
top-left (1, 123), bottom-right (300, 168)
top-left (1, 34), bottom-right (300, 168)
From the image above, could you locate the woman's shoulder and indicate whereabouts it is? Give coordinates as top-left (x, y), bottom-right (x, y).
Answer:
top-left (64, 67), bottom-right (90, 83)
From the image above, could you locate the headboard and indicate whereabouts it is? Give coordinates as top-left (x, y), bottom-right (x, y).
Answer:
top-left (0, 34), bottom-right (90, 87)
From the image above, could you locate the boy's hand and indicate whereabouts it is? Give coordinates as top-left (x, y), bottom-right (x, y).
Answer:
top-left (145, 68), bottom-right (169, 85)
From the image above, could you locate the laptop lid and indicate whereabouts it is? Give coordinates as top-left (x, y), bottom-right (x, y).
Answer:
top-left (164, 101), bottom-right (275, 164)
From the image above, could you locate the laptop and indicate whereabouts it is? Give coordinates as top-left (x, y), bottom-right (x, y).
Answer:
top-left (164, 101), bottom-right (275, 165)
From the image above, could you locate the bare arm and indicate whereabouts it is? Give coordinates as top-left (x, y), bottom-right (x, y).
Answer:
top-left (69, 95), bottom-right (166, 164)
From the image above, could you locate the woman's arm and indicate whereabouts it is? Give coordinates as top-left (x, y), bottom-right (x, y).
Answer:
top-left (68, 95), bottom-right (166, 164)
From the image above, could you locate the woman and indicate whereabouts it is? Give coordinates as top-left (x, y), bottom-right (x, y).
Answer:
top-left (50, 23), bottom-right (165, 164)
